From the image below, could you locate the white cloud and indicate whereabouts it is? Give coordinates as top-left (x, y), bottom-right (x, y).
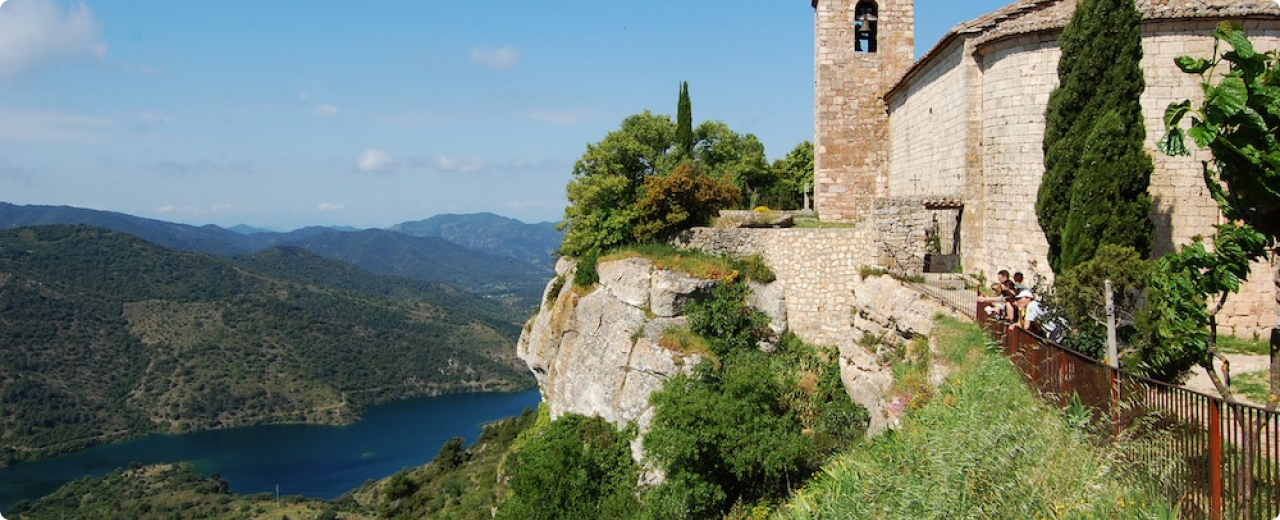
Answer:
top-left (468, 45), bottom-right (520, 70)
top-left (317, 202), bottom-right (345, 212)
top-left (357, 149), bottom-right (396, 172)
top-left (0, 0), bottom-right (107, 80)
top-left (314, 103), bottom-right (339, 116)
top-left (406, 154), bottom-right (485, 174)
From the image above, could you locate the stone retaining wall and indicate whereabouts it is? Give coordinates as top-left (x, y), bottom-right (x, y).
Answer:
top-left (675, 227), bottom-right (875, 346)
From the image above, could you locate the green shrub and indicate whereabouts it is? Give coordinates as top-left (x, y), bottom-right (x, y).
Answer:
top-left (686, 281), bottom-right (768, 356)
top-left (497, 414), bottom-right (640, 520)
top-left (573, 252), bottom-right (599, 287)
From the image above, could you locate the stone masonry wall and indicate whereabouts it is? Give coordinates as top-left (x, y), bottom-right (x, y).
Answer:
top-left (887, 39), bottom-right (968, 198)
top-left (974, 33), bottom-right (1061, 288)
top-left (813, 0), bottom-right (915, 223)
top-left (675, 227), bottom-right (876, 346)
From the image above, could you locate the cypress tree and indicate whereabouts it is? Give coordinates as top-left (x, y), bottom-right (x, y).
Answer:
top-left (1037, 0), bottom-right (1153, 275)
top-left (676, 81), bottom-right (693, 157)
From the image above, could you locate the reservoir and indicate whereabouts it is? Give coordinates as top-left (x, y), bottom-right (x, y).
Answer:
top-left (0, 389), bottom-right (540, 512)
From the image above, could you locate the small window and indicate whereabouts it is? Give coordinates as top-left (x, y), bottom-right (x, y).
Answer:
top-left (854, 1), bottom-right (878, 53)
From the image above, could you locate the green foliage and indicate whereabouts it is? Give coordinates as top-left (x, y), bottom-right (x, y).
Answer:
top-left (643, 349), bottom-right (819, 518)
top-left (693, 121), bottom-right (771, 208)
top-left (763, 141), bottom-right (815, 210)
top-left (572, 251), bottom-right (599, 287)
top-left (1038, 0), bottom-right (1153, 275)
top-left (12, 463), bottom-right (337, 519)
top-left (1134, 224), bottom-right (1267, 381)
top-left (602, 243), bottom-right (774, 283)
top-left (1050, 244), bottom-right (1150, 360)
top-left (435, 436), bottom-right (467, 470)
top-left (1160, 23), bottom-right (1280, 239)
top-left (642, 312), bottom-right (863, 517)
top-left (676, 81), bottom-right (693, 157)
top-left (686, 281), bottom-right (769, 356)
top-left (778, 318), bottom-right (1178, 519)
top-left (370, 408), bottom-right (538, 520)
top-left (1136, 224), bottom-right (1264, 381)
top-left (497, 414), bottom-right (640, 520)
top-left (632, 162), bottom-right (741, 244)
top-left (558, 97), bottom-right (798, 256)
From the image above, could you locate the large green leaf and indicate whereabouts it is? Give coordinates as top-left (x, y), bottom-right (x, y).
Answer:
top-left (1175, 56), bottom-right (1213, 74)
top-left (1217, 22), bottom-right (1256, 60)
top-left (1208, 76), bottom-right (1249, 117)
top-left (1158, 127), bottom-right (1189, 156)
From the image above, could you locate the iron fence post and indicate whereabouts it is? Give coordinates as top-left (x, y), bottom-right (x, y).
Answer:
top-left (1210, 399), bottom-right (1223, 520)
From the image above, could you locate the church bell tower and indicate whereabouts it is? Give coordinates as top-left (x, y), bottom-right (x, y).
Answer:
top-left (811, 0), bottom-right (914, 222)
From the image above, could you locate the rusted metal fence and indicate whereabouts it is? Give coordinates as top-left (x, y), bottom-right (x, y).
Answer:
top-left (975, 302), bottom-right (1280, 520)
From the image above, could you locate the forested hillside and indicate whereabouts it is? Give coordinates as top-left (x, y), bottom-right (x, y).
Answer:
top-left (390, 213), bottom-right (561, 270)
top-left (0, 225), bottom-right (534, 466)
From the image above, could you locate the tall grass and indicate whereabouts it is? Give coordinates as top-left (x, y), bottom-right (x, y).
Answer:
top-left (775, 317), bottom-right (1178, 520)
top-left (601, 243), bottom-right (776, 282)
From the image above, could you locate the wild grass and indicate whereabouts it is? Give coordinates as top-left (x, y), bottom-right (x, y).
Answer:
top-left (1231, 370), bottom-right (1270, 404)
top-left (775, 317), bottom-right (1179, 520)
top-left (602, 243), bottom-right (776, 282)
top-left (658, 326), bottom-right (719, 365)
top-left (1218, 334), bottom-right (1269, 355)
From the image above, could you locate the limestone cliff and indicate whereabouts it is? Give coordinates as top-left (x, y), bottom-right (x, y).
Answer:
top-left (516, 253), bottom-right (927, 451)
top-left (517, 257), bottom-right (714, 457)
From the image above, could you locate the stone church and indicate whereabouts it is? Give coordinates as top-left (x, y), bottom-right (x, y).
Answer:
top-left (811, 0), bottom-right (1280, 337)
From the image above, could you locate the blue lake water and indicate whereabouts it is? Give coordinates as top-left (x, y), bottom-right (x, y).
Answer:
top-left (0, 389), bottom-right (541, 512)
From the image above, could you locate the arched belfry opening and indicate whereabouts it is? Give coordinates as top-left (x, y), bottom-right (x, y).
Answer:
top-left (854, 1), bottom-right (878, 53)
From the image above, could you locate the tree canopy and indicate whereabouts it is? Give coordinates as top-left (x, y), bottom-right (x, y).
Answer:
top-left (558, 85), bottom-right (806, 257)
top-left (1037, 0), bottom-right (1153, 275)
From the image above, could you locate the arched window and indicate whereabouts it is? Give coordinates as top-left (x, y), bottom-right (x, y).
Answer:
top-left (854, 1), bottom-right (878, 53)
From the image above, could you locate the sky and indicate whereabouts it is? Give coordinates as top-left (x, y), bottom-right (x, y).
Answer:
top-left (0, 0), bottom-right (1012, 230)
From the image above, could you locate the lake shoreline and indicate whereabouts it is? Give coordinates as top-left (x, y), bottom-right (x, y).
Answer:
top-left (1, 389), bottom-right (541, 512)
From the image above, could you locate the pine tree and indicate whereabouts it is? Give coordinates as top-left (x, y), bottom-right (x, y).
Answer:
top-left (1037, 0), bottom-right (1153, 275)
top-left (676, 81), bottom-right (693, 157)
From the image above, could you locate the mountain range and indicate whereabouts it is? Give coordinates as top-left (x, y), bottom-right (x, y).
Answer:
top-left (0, 202), bottom-right (562, 308)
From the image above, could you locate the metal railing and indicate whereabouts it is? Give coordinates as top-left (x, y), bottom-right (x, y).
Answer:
top-left (976, 303), bottom-right (1280, 520)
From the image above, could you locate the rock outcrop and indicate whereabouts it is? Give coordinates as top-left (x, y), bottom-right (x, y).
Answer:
top-left (517, 253), bottom-right (950, 459)
top-left (517, 257), bottom-right (717, 465)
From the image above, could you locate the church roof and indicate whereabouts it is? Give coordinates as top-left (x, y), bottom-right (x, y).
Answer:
top-left (894, 0), bottom-right (1280, 98)
top-left (959, 0), bottom-right (1280, 48)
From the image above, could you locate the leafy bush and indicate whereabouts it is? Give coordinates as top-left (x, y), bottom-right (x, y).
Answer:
top-left (498, 414), bottom-right (640, 520)
top-left (632, 162), bottom-right (740, 244)
top-left (686, 281), bottom-right (769, 356)
top-left (573, 252), bottom-right (599, 287)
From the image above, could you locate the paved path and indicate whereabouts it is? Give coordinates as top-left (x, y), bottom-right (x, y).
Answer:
top-left (1183, 353), bottom-right (1270, 405)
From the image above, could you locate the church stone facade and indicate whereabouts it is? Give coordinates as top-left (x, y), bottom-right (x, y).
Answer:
top-left (812, 0), bottom-right (1280, 338)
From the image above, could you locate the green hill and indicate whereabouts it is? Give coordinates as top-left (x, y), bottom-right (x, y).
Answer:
top-left (0, 225), bottom-right (534, 466)
top-left (390, 213), bottom-right (562, 270)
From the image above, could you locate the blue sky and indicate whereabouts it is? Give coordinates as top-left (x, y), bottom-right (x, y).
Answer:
top-left (0, 0), bottom-right (1011, 230)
